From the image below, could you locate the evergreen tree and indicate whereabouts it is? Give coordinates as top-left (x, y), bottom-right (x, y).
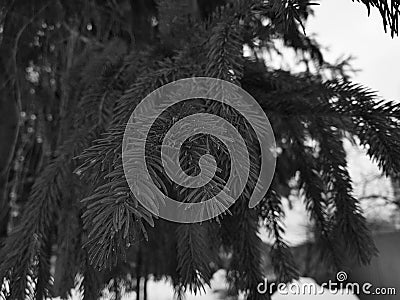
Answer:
top-left (0, 0), bottom-right (399, 299)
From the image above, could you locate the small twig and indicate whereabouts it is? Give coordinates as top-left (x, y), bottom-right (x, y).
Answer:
top-left (359, 194), bottom-right (394, 203)
top-left (62, 22), bottom-right (104, 47)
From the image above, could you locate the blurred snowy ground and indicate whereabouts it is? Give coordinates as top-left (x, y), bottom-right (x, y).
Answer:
top-left (127, 274), bottom-right (360, 300)
top-left (63, 270), bottom-right (359, 300)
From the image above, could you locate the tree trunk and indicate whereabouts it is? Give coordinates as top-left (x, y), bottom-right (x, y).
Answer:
top-left (143, 275), bottom-right (148, 300)
top-left (136, 247), bottom-right (142, 300)
top-left (0, 98), bottom-right (19, 239)
top-left (0, 0), bottom-right (24, 240)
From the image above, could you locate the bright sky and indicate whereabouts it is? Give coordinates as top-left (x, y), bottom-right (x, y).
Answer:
top-left (306, 0), bottom-right (400, 101)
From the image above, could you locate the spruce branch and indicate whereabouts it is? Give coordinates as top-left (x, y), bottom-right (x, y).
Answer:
top-left (287, 118), bottom-right (343, 269)
top-left (352, 0), bottom-right (400, 37)
top-left (323, 81), bottom-right (400, 176)
top-left (81, 161), bottom-right (154, 270)
top-left (0, 40), bottom-right (129, 299)
top-left (77, 55), bottom-right (196, 177)
top-left (0, 134), bottom-right (77, 299)
top-left (310, 121), bottom-right (379, 265)
top-left (260, 190), bottom-right (299, 284)
top-left (176, 223), bottom-right (215, 294)
top-left (243, 69), bottom-right (400, 176)
top-left (205, 0), bottom-right (254, 83)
